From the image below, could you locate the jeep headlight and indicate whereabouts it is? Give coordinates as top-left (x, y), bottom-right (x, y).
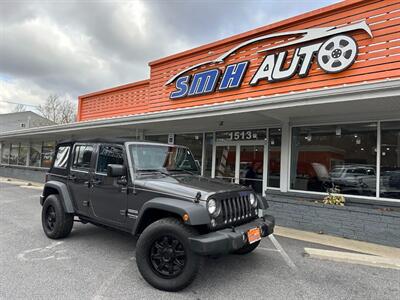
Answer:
top-left (249, 193), bottom-right (257, 208)
top-left (207, 198), bottom-right (220, 216)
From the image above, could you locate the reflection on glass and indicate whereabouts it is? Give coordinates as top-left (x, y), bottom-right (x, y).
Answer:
top-left (268, 128), bottom-right (281, 188)
top-left (215, 146), bottom-right (236, 183)
top-left (291, 123), bottom-right (377, 197)
top-left (29, 143), bottom-right (42, 167)
top-left (239, 145), bottom-right (264, 194)
top-left (10, 143), bottom-right (19, 165)
top-left (41, 141), bottom-right (55, 168)
top-left (1, 143), bottom-right (10, 164)
top-left (380, 121), bottom-right (400, 199)
top-left (203, 133), bottom-right (213, 177)
top-left (18, 143), bottom-right (28, 166)
top-left (174, 133), bottom-right (203, 169)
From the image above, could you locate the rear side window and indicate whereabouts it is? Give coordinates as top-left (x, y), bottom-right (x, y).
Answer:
top-left (72, 144), bottom-right (93, 171)
top-left (96, 145), bottom-right (124, 174)
top-left (54, 146), bottom-right (71, 169)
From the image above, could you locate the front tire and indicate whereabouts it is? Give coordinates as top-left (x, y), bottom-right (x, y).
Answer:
top-left (234, 241), bottom-right (260, 255)
top-left (41, 194), bottom-right (73, 239)
top-left (136, 218), bottom-right (201, 291)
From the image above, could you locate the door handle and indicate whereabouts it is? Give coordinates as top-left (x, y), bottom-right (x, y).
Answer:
top-left (68, 174), bottom-right (76, 181)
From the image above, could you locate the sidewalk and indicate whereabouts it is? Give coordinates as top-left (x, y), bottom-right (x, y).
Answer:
top-left (275, 226), bottom-right (400, 270)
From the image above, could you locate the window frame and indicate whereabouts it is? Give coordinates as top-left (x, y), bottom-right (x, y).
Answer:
top-left (94, 143), bottom-right (125, 176)
top-left (70, 143), bottom-right (94, 173)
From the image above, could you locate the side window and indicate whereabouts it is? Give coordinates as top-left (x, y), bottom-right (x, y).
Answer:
top-left (54, 146), bottom-right (71, 169)
top-left (72, 144), bottom-right (93, 171)
top-left (96, 145), bottom-right (124, 174)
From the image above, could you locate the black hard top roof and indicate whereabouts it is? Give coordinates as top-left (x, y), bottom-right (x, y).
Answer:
top-left (56, 138), bottom-right (177, 147)
top-left (58, 138), bottom-right (130, 144)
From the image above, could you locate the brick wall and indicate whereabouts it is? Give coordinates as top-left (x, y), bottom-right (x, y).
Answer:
top-left (266, 191), bottom-right (400, 247)
top-left (0, 165), bottom-right (47, 183)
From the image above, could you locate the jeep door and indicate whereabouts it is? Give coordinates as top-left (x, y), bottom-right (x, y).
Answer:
top-left (68, 143), bottom-right (94, 216)
top-left (90, 144), bottom-right (127, 226)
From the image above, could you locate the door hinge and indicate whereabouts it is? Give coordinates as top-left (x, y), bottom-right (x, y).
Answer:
top-left (83, 200), bottom-right (90, 207)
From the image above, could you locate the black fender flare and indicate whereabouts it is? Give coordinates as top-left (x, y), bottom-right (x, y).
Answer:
top-left (132, 197), bottom-right (210, 235)
top-left (40, 181), bottom-right (75, 214)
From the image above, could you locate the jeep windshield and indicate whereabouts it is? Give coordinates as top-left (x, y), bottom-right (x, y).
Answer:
top-left (128, 144), bottom-right (199, 173)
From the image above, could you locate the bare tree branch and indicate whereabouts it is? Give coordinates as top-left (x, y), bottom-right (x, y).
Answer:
top-left (37, 94), bottom-right (76, 124)
top-left (13, 104), bottom-right (27, 112)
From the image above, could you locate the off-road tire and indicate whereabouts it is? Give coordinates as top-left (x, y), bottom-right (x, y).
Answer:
top-left (136, 217), bottom-right (202, 291)
top-left (233, 240), bottom-right (260, 255)
top-left (41, 194), bottom-right (74, 239)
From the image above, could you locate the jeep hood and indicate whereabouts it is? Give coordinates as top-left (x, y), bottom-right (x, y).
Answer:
top-left (138, 174), bottom-right (251, 200)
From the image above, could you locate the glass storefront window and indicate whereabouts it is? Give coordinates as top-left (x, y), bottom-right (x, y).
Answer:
top-left (41, 141), bottom-right (55, 168)
top-left (145, 135), bottom-right (168, 144)
top-left (1, 143), bottom-right (10, 164)
top-left (18, 143), bottom-right (28, 166)
top-left (268, 128), bottom-right (281, 188)
top-left (29, 143), bottom-right (42, 167)
top-left (380, 121), bottom-right (400, 199)
top-left (9, 143), bottom-right (19, 165)
top-left (291, 123), bottom-right (377, 197)
top-left (174, 133), bottom-right (203, 167)
top-left (203, 133), bottom-right (213, 177)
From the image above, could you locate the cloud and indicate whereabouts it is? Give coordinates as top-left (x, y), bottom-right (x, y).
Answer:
top-left (0, 0), bottom-right (338, 114)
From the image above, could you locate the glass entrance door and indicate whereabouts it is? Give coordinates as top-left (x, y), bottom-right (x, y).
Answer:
top-left (215, 145), bottom-right (236, 183)
top-left (239, 145), bottom-right (264, 194)
top-left (215, 142), bottom-right (266, 194)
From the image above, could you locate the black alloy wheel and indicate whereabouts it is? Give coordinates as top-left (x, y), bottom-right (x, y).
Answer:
top-left (136, 217), bottom-right (202, 291)
top-left (45, 205), bottom-right (57, 231)
top-left (41, 194), bottom-right (74, 239)
top-left (149, 235), bottom-right (186, 278)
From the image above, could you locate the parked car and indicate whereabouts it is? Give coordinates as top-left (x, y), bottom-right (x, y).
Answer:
top-left (330, 165), bottom-right (376, 195)
top-left (40, 139), bottom-right (275, 291)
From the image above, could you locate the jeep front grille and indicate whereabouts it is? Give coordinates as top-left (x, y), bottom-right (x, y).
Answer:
top-left (220, 195), bottom-right (253, 224)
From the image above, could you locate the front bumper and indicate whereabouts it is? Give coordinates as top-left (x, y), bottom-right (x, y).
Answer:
top-left (188, 214), bottom-right (275, 256)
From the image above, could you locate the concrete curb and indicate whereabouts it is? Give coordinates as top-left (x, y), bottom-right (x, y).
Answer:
top-left (274, 226), bottom-right (400, 259)
top-left (304, 248), bottom-right (400, 270)
top-left (0, 176), bottom-right (44, 189)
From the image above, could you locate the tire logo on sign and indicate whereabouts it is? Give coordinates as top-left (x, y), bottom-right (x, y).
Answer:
top-left (317, 35), bottom-right (358, 73)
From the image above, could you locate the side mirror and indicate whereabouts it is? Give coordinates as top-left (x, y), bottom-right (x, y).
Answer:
top-left (107, 164), bottom-right (127, 177)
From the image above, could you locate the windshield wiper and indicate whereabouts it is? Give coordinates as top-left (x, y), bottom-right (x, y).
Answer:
top-left (166, 169), bottom-right (198, 175)
top-left (137, 169), bottom-right (172, 176)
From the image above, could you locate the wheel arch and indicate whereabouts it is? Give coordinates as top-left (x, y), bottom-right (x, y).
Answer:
top-left (132, 198), bottom-right (210, 235)
top-left (41, 181), bottom-right (75, 214)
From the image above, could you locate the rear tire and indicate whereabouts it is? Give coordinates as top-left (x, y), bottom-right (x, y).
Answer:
top-left (136, 218), bottom-right (201, 291)
top-left (233, 241), bottom-right (260, 255)
top-left (41, 194), bottom-right (73, 239)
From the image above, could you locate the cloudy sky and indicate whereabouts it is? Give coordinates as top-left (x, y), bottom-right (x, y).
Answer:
top-left (0, 0), bottom-right (337, 114)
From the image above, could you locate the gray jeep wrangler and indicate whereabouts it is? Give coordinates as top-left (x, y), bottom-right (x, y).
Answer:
top-left (40, 139), bottom-right (275, 291)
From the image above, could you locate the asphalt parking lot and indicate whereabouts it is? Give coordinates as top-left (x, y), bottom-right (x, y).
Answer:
top-left (1, 181), bottom-right (399, 300)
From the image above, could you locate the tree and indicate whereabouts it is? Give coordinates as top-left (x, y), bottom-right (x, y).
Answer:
top-left (13, 104), bottom-right (26, 112)
top-left (37, 94), bottom-right (76, 124)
